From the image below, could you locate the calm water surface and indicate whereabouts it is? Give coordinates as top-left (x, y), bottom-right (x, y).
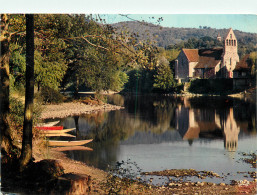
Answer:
top-left (58, 94), bottom-right (256, 184)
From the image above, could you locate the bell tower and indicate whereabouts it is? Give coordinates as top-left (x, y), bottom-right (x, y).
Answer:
top-left (221, 28), bottom-right (239, 78)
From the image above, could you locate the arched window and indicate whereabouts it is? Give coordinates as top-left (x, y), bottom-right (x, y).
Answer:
top-left (226, 39), bottom-right (228, 46)
top-left (231, 40), bottom-right (233, 46)
top-left (234, 40), bottom-right (236, 46)
top-left (229, 40), bottom-right (231, 46)
top-left (230, 34), bottom-right (232, 38)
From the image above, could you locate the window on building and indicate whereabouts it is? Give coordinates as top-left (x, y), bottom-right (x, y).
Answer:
top-left (230, 58), bottom-right (232, 65)
top-left (226, 39), bottom-right (228, 45)
top-left (230, 34), bottom-right (232, 38)
top-left (231, 40), bottom-right (233, 46)
top-left (234, 40), bottom-right (236, 46)
top-left (229, 40), bottom-right (231, 46)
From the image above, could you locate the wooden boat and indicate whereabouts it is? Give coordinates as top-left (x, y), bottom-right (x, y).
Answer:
top-left (41, 128), bottom-right (75, 134)
top-left (44, 133), bottom-right (76, 138)
top-left (36, 126), bottom-right (63, 130)
top-left (52, 146), bottom-right (93, 152)
top-left (48, 139), bottom-right (93, 147)
top-left (37, 120), bottom-right (60, 127)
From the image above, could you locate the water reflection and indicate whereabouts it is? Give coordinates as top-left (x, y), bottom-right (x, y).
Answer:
top-left (60, 94), bottom-right (256, 182)
top-left (175, 97), bottom-right (244, 152)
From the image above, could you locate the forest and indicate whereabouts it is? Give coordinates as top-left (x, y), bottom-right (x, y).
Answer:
top-left (5, 14), bottom-right (180, 99)
top-left (112, 21), bottom-right (257, 47)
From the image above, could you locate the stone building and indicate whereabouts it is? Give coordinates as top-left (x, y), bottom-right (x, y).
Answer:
top-left (175, 28), bottom-right (240, 82)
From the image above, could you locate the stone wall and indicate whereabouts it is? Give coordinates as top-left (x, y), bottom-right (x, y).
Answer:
top-left (233, 78), bottom-right (250, 90)
top-left (176, 51), bottom-right (189, 81)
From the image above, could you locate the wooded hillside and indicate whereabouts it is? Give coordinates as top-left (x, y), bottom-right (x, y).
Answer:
top-left (112, 21), bottom-right (257, 49)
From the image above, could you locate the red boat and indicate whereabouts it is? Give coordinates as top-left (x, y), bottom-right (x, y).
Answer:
top-left (36, 126), bottom-right (63, 130)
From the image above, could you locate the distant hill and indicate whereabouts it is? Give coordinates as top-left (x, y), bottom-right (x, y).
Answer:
top-left (112, 21), bottom-right (257, 48)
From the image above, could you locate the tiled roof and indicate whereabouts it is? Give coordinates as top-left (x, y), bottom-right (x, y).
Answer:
top-left (234, 54), bottom-right (251, 70)
top-left (198, 48), bottom-right (223, 60)
top-left (194, 56), bottom-right (221, 68)
top-left (194, 48), bottom-right (223, 69)
top-left (182, 49), bottom-right (199, 62)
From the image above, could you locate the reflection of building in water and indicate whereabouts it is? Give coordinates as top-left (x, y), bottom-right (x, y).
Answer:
top-left (176, 98), bottom-right (222, 142)
top-left (175, 98), bottom-right (240, 152)
top-left (223, 108), bottom-right (240, 152)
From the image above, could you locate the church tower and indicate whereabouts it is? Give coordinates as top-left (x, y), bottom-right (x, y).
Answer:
top-left (221, 28), bottom-right (239, 78)
top-left (217, 33), bottom-right (222, 42)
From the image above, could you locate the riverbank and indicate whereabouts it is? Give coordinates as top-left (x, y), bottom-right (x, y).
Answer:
top-left (35, 148), bottom-right (256, 194)
top-left (170, 86), bottom-right (256, 104)
top-left (40, 101), bottom-right (124, 119)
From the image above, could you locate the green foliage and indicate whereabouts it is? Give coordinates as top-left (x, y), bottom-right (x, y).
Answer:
top-left (188, 79), bottom-right (234, 94)
top-left (40, 86), bottom-right (64, 104)
top-left (249, 51), bottom-right (257, 76)
top-left (9, 14), bottom-right (68, 91)
top-left (153, 56), bottom-right (175, 91)
top-left (124, 51), bottom-right (177, 93)
top-left (9, 97), bottom-right (25, 127)
top-left (124, 69), bottom-right (155, 93)
top-left (113, 21), bottom-right (257, 50)
top-left (167, 36), bottom-right (224, 50)
top-left (62, 16), bottom-right (131, 93)
top-left (8, 98), bottom-right (42, 134)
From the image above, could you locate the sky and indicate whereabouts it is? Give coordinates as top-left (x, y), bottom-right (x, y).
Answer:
top-left (99, 14), bottom-right (257, 33)
top-left (1, 0), bottom-right (257, 33)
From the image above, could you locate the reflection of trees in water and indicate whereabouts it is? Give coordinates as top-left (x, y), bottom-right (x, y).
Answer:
top-left (232, 100), bottom-right (256, 133)
top-left (75, 95), bottom-right (179, 144)
top-left (62, 95), bottom-right (256, 169)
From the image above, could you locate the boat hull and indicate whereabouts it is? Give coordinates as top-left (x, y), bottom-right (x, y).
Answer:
top-left (48, 139), bottom-right (93, 147)
top-left (36, 126), bottom-right (63, 130)
top-left (41, 128), bottom-right (75, 134)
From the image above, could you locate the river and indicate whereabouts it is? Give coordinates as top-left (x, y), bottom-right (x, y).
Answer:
top-left (57, 94), bottom-right (256, 185)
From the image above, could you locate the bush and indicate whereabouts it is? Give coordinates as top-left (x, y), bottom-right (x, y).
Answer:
top-left (8, 97), bottom-right (43, 149)
top-left (40, 87), bottom-right (64, 104)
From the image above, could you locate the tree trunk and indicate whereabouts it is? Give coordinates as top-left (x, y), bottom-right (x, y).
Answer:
top-left (0, 14), bottom-right (15, 156)
top-left (74, 77), bottom-right (79, 99)
top-left (73, 116), bottom-right (80, 138)
top-left (20, 14), bottom-right (35, 170)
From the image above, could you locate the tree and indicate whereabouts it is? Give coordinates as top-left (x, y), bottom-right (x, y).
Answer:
top-left (153, 56), bottom-right (175, 91)
top-left (249, 51), bottom-right (257, 76)
top-left (61, 15), bottom-right (131, 95)
top-left (19, 14), bottom-right (35, 170)
top-left (0, 14), bottom-right (18, 157)
top-left (9, 14), bottom-right (68, 92)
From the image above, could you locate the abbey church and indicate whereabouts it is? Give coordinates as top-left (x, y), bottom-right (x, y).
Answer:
top-left (175, 28), bottom-right (243, 82)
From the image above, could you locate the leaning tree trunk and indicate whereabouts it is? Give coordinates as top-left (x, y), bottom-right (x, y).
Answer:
top-left (0, 14), bottom-right (15, 156)
top-left (20, 14), bottom-right (35, 170)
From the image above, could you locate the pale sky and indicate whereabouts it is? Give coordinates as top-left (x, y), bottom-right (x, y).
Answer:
top-left (1, 0), bottom-right (256, 33)
top-left (100, 14), bottom-right (257, 33)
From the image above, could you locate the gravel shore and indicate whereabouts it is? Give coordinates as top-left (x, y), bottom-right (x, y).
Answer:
top-left (40, 102), bottom-right (124, 119)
